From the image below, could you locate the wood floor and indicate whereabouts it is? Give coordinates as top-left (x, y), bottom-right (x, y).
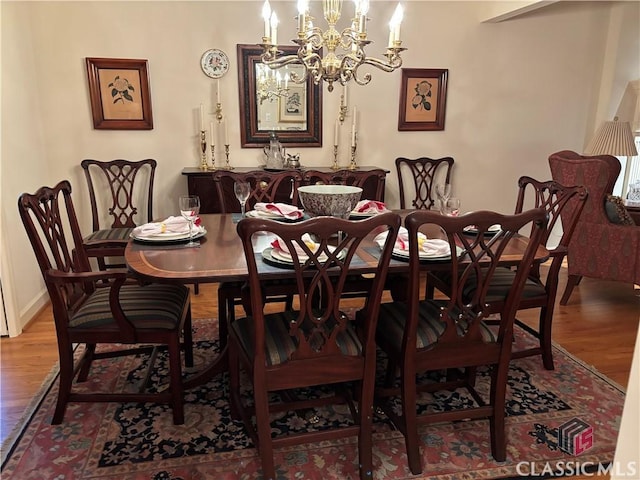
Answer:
top-left (1, 268), bottom-right (638, 479)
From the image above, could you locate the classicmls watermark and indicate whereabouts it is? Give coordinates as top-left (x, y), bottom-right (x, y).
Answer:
top-left (516, 417), bottom-right (639, 477)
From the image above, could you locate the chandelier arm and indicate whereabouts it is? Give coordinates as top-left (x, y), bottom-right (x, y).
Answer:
top-left (360, 55), bottom-right (404, 73)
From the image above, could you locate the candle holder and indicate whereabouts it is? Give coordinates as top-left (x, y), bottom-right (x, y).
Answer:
top-left (199, 130), bottom-right (208, 170)
top-left (209, 144), bottom-right (217, 171)
top-left (331, 145), bottom-right (340, 170)
top-left (215, 102), bottom-right (223, 122)
top-left (222, 144), bottom-right (234, 170)
top-left (339, 95), bottom-right (348, 124)
top-left (348, 144), bottom-right (359, 171)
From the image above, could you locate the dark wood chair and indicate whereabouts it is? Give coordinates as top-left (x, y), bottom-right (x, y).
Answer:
top-left (18, 180), bottom-right (193, 425)
top-left (427, 176), bottom-right (588, 369)
top-left (302, 168), bottom-right (387, 201)
top-left (212, 169), bottom-right (303, 212)
top-left (375, 208), bottom-right (547, 474)
top-left (395, 156), bottom-right (454, 210)
top-left (228, 212), bottom-right (401, 480)
top-left (80, 158), bottom-right (156, 270)
top-left (212, 169), bottom-right (305, 348)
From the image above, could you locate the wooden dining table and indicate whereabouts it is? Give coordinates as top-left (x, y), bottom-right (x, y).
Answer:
top-left (125, 211), bottom-right (549, 388)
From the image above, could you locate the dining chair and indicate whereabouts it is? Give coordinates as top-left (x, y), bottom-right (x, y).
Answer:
top-left (375, 208), bottom-right (547, 475)
top-left (18, 180), bottom-right (193, 425)
top-left (212, 169), bottom-right (303, 213)
top-left (228, 212), bottom-right (401, 480)
top-left (427, 176), bottom-right (588, 369)
top-left (395, 156), bottom-right (454, 210)
top-left (549, 150), bottom-right (640, 305)
top-left (212, 169), bottom-right (305, 348)
top-left (80, 158), bottom-right (156, 270)
top-left (302, 168), bottom-right (387, 202)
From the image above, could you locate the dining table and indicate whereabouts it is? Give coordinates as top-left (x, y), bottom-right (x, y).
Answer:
top-left (125, 211), bottom-right (550, 389)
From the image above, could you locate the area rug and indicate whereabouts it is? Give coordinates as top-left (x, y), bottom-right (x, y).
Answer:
top-left (1, 318), bottom-right (625, 480)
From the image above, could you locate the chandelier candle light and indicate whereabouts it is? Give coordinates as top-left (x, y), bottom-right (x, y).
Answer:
top-left (260, 0), bottom-right (406, 92)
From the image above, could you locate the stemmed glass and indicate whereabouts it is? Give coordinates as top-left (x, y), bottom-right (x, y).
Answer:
top-left (435, 183), bottom-right (451, 213)
top-left (234, 181), bottom-right (251, 217)
top-left (179, 195), bottom-right (201, 246)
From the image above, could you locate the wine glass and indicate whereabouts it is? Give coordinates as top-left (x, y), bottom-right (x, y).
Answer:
top-left (179, 195), bottom-right (200, 246)
top-left (443, 197), bottom-right (461, 216)
top-left (435, 183), bottom-right (451, 213)
top-left (234, 181), bottom-right (251, 217)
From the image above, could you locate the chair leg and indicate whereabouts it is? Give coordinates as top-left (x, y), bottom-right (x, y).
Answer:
top-left (400, 368), bottom-right (422, 475)
top-left (560, 274), bottom-right (581, 305)
top-left (488, 364), bottom-right (507, 462)
top-left (77, 343), bottom-right (97, 382)
top-left (228, 337), bottom-right (242, 421)
top-left (254, 384), bottom-right (277, 480)
top-left (52, 344), bottom-right (75, 425)
top-left (183, 312), bottom-right (194, 368)
top-left (358, 377), bottom-right (375, 480)
top-left (167, 336), bottom-right (185, 425)
top-left (193, 283), bottom-right (200, 295)
top-left (538, 306), bottom-right (555, 370)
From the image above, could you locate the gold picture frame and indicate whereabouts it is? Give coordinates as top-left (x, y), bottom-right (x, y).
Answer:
top-left (86, 57), bottom-right (153, 130)
top-left (398, 68), bottom-right (448, 131)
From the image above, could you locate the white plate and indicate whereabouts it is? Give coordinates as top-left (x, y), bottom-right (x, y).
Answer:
top-left (264, 245), bottom-right (344, 264)
top-left (131, 227), bottom-right (206, 243)
top-left (246, 210), bottom-right (305, 222)
top-left (392, 245), bottom-right (464, 261)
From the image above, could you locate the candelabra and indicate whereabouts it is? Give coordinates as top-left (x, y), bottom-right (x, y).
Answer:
top-left (331, 145), bottom-right (340, 170)
top-left (199, 131), bottom-right (208, 170)
top-left (348, 134), bottom-right (358, 171)
top-left (260, 0), bottom-right (406, 92)
top-left (339, 91), bottom-right (348, 123)
top-left (215, 103), bottom-right (223, 122)
top-left (256, 63), bottom-right (289, 104)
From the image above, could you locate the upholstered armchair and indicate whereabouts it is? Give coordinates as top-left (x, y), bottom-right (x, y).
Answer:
top-left (548, 150), bottom-right (640, 305)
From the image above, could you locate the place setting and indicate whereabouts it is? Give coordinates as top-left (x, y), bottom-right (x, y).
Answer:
top-left (244, 202), bottom-right (306, 222)
top-left (349, 199), bottom-right (390, 219)
top-left (374, 227), bottom-right (463, 262)
top-left (130, 195), bottom-right (206, 246)
top-left (261, 233), bottom-right (346, 269)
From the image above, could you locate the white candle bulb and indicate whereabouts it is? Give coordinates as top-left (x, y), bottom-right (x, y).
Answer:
top-left (262, 0), bottom-right (272, 39)
top-left (199, 104), bottom-right (204, 131)
top-left (210, 122), bottom-right (216, 147)
top-left (389, 4), bottom-right (403, 46)
top-left (270, 12), bottom-right (279, 45)
top-left (334, 120), bottom-right (339, 147)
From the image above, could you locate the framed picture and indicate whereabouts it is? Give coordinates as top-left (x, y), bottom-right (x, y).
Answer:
top-left (279, 86), bottom-right (306, 123)
top-left (86, 57), bottom-right (153, 130)
top-left (398, 68), bottom-right (448, 131)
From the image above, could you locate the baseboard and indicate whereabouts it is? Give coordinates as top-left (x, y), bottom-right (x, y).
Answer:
top-left (19, 289), bottom-right (50, 332)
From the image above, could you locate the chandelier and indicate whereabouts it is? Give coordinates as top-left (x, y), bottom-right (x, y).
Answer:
top-left (256, 63), bottom-right (290, 104)
top-left (260, 0), bottom-right (406, 92)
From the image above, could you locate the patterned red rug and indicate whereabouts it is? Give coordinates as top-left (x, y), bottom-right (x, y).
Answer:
top-left (1, 318), bottom-right (624, 480)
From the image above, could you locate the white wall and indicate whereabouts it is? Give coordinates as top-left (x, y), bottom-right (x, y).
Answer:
top-left (2, 1), bottom-right (638, 330)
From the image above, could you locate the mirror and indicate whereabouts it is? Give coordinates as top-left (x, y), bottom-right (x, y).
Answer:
top-left (237, 44), bottom-right (322, 148)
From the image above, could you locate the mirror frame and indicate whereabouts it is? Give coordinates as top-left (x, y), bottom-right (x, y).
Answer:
top-left (237, 44), bottom-right (322, 148)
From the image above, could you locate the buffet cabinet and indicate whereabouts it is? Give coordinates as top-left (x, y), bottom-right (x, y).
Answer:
top-left (182, 166), bottom-right (389, 214)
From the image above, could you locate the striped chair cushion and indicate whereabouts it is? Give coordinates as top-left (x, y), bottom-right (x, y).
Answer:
top-left (70, 283), bottom-right (189, 330)
top-left (83, 227), bottom-right (134, 246)
top-left (377, 300), bottom-right (496, 350)
top-left (431, 267), bottom-right (546, 303)
top-left (232, 310), bottom-right (363, 366)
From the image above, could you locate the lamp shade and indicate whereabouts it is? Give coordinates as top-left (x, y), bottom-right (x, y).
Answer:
top-left (585, 118), bottom-right (638, 156)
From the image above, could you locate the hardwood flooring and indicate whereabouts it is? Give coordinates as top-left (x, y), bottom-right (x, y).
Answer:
top-left (1, 269), bottom-right (638, 479)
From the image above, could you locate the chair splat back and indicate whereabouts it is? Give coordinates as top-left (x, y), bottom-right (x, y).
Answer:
top-left (212, 170), bottom-right (304, 212)
top-left (81, 159), bottom-right (156, 230)
top-left (395, 156), bottom-right (454, 210)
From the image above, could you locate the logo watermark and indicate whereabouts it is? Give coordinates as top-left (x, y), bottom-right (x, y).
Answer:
top-left (515, 461), bottom-right (638, 477)
top-left (558, 418), bottom-right (593, 455)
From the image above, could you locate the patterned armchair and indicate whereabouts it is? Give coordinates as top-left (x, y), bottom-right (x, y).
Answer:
top-left (549, 150), bottom-right (640, 305)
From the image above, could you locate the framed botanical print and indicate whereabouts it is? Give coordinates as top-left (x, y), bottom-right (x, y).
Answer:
top-left (398, 68), bottom-right (448, 131)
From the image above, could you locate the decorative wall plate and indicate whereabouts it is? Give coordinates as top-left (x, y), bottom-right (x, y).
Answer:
top-left (201, 49), bottom-right (229, 78)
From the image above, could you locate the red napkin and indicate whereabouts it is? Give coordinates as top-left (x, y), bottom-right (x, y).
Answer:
top-left (354, 200), bottom-right (389, 214)
top-left (254, 202), bottom-right (304, 220)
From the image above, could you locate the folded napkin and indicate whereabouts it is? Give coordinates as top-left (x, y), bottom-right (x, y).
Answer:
top-left (353, 200), bottom-right (390, 214)
top-left (254, 202), bottom-right (304, 220)
top-left (132, 216), bottom-right (202, 237)
top-left (271, 233), bottom-right (317, 258)
top-left (374, 227), bottom-right (450, 256)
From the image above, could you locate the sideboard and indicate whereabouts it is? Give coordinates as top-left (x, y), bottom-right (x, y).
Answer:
top-left (182, 166), bottom-right (389, 214)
